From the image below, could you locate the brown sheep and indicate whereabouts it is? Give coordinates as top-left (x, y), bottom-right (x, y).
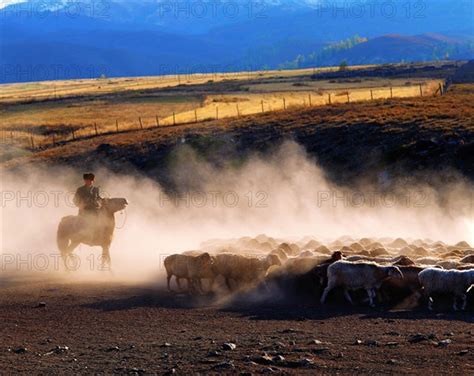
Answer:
top-left (367, 242), bottom-right (384, 251)
top-left (264, 251), bottom-right (344, 299)
top-left (392, 255), bottom-right (415, 266)
top-left (284, 256), bottom-right (329, 275)
top-left (269, 248), bottom-right (289, 262)
top-left (213, 254), bottom-right (278, 291)
top-left (455, 241), bottom-right (471, 249)
top-left (303, 239), bottom-right (321, 249)
top-left (389, 238), bottom-right (409, 248)
top-left (412, 247), bottom-right (429, 256)
top-left (350, 242), bottom-right (365, 252)
top-left (339, 246), bottom-right (354, 254)
top-left (460, 255), bottom-right (474, 264)
top-left (359, 238), bottom-right (373, 247)
top-left (441, 250), bottom-right (464, 259)
top-left (278, 243), bottom-right (297, 256)
top-left (379, 265), bottom-right (425, 304)
top-left (164, 253), bottom-right (214, 293)
top-left (315, 245), bottom-right (331, 255)
top-left (370, 248), bottom-right (390, 257)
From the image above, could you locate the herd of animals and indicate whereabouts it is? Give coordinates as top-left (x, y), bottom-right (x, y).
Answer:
top-left (164, 235), bottom-right (474, 312)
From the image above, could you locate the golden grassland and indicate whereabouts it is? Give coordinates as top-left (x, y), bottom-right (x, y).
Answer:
top-left (0, 64), bottom-right (379, 104)
top-left (0, 72), bottom-right (442, 150)
top-left (2, 83), bottom-right (472, 169)
top-left (164, 79), bottom-right (442, 126)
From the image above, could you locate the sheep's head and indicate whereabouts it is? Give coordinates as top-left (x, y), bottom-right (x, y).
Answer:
top-left (331, 251), bottom-right (344, 261)
top-left (388, 266), bottom-right (404, 279)
top-left (197, 252), bottom-right (214, 270)
top-left (393, 256), bottom-right (415, 266)
top-left (265, 254), bottom-right (282, 267)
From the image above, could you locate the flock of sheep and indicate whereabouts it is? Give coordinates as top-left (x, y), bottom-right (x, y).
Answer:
top-left (164, 235), bottom-right (474, 311)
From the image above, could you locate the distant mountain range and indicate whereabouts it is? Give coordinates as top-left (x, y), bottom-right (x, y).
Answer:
top-left (0, 0), bottom-right (473, 83)
top-left (282, 33), bottom-right (474, 68)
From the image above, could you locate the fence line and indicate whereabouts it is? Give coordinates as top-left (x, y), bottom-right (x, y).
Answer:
top-left (1, 81), bottom-right (445, 151)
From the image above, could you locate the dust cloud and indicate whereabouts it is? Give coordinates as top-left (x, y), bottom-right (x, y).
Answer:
top-left (0, 141), bottom-right (472, 281)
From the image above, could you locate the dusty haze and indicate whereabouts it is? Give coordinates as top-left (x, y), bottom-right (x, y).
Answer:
top-left (1, 141), bottom-right (472, 281)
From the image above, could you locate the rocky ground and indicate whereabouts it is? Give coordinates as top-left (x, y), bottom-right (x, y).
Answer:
top-left (1, 275), bottom-right (472, 374)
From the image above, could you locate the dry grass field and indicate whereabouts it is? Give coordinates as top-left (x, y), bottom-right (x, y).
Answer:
top-left (0, 68), bottom-right (443, 151)
top-left (2, 82), bottom-right (472, 183)
top-left (0, 64), bottom-right (379, 104)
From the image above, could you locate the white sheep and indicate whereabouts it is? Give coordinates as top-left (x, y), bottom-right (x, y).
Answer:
top-left (320, 260), bottom-right (403, 307)
top-left (418, 268), bottom-right (474, 311)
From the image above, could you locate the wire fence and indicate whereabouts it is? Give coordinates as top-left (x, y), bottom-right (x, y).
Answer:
top-left (1, 80), bottom-right (445, 151)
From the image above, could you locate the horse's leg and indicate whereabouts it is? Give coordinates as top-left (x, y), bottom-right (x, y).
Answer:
top-left (101, 245), bottom-right (112, 271)
top-left (62, 241), bottom-right (80, 271)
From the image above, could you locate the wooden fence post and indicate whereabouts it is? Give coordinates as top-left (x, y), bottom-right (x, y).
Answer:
top-left (236, 104), bottom-right (240, 117)
top-left (94, 122), bottom-right (98, 136)
top-left (30, 136), bottom-right (34, 149)
top-left (116, 119), bottom-right (119, 132)
top-left (139, 117), bottom-right (143, 129)
top-left (195, 109), bottom-right (198, 123)
top-left (155, 116), bottom-right (160, 127)
top-left (283, 98), bottom-right (286, 110)
top-left (10, 131), bottom-right (13, 143)
top-left (328, 93), bottom-right (332, 105)
top-left (390, 87), bottom-right (393, 98)
top-left (419, 84), bottom-right (423, 97)
top-left (173, 112), bottom-right (176, 125)
top-left (370, 89), bottom-right (374, 100)
top-left (439, 83), bottom-right (443, 96)
top-left (261, 100), bottom-right (264, 113)
top-left (308, 93), bottom-right (312, 107)
top-left (216, 106), bottom-right (219, 120)
top-left (346, 92), bottom-right (350, 103)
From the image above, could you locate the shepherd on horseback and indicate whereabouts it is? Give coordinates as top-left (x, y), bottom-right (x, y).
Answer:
top-left (73, 173), bottom-right (103, 217)
top-left (57, 173), bottom-right (128, 271)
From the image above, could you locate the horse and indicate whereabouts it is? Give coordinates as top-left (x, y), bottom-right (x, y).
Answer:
top-left (57, 198), bottom-right (128, 271)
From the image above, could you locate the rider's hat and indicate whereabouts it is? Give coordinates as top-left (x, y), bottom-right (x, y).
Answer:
top-left (83, 173), bottom-right (95, 181)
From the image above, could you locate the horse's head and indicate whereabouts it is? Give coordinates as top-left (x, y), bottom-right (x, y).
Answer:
top-left (102, 198), bottom-right (129, 214)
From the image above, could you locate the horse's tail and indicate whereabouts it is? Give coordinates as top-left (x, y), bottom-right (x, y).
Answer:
top-left (57, 217), bottom-right (71, 255)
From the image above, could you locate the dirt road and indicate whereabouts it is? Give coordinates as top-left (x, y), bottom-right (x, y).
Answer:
top-left (1, 274), bottom-right (472, 374)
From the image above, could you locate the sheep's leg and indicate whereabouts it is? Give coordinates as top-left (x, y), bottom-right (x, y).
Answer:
top-left (196, 278), bottom-right (205, 294)
top-left (375, 289), bottom-right (385, 303)
top-left (167, 275), bottom-right (172, 292)
top-left (343, 289), bottom-right (354, 305)
top-left (452, 295), bottom-right (459, 311)
top-left (428, 296), bottom-right (434, 311)
top-left (208, 278), bottom-right (215, 293)
top-left (320, 283), bottom-right (335, 304)
top-left (225, 278), bottom-right (233, 291)
top-left (460, 294), bottom-right (467, 311)
top-left (176, 278), bottom-right (182, 290)
top-left (366, 288), bottom-right (375, 307)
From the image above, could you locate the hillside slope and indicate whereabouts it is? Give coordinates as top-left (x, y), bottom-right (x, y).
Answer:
top-left (4, 84), bottom-right (473, 187)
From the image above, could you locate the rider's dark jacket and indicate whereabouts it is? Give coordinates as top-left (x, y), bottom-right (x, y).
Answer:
top-left (73, 185), bottom-right (102, 216)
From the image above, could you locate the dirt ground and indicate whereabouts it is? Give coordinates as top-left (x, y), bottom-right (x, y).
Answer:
top-left (1, 274), bottom-right (472, 375)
